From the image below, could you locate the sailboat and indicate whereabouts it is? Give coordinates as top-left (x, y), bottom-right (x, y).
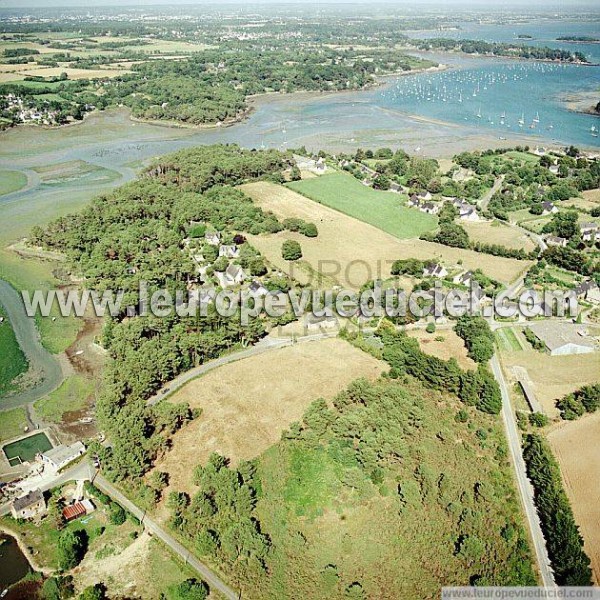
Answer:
top-left (592, 125), bottom-right (598, 138)
top-left (458, 92), bottom-right (463, 103)
top-left (533, 111), bottom-right (540, 124)
top-left (476, 106), bottom-right (482, 119)
top-left (518, 112), bottom-right (525, 128)
top-left (500, 111), bottom-right (505, 125)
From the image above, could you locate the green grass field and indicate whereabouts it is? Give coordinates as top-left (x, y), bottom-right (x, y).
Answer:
top-left (0, 306), bottom-right (28, 395)
top-left (0, 79), bottom-right (64, 90)
top-left (495, 328), bottom-right (523, 352)
top-left (0, 169), bottom-right (27, 197)
top-left (34, 374), bottom-right (94, 423)
top-left (287, 172), bottom-right (437, 239)
top-left (0, 407), bottom-right (28, 442)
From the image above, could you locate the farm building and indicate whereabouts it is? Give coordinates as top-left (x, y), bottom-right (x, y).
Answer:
top-left (545, 235), bottom-right (568, 248)
top-left (528, 322), bottom-right (597, 356)
top-left (62, 499), bottom-right (96, 522)
top-left (11, 489), bottom-right (46, 520)
top-left (40, 441), bottom-right (86, 471)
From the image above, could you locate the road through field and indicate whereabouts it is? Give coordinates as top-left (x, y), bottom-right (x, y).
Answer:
top-left (491, 354), bottom-right (555, 588)
top-left (93, 474), bottom-right (239, 600)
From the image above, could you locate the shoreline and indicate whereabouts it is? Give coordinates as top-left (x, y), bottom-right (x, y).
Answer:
top-left (0, 524), bottom-right (54, 576)
top-left (559, 89), bottom-right (600, 118)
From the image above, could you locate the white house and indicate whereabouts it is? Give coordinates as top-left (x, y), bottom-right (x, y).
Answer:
top-left (40, 442), bottom-right (86, 472)
top-left (417, 191), bottom-right (432, 201)
top-left (205, 231), bottom-right (221, 246)
top-left (219, 244), bottom-right (240, 259)
top-left (541, 201), bottom-right (558, 215)
top-left (420, 202), bottom-right (440, 215)
top-left (407, 194), bottom-right (422, 208)
top-left (305, 313), bottom-right (338, 331)
top-left (315, 157), bottom-right (327, 173)
top-left (580, 223), bottom-right (599, 243)
top-left (453, 271), bottom-right (473, 287)
top-left (216, 264), bottom-right (246, 288)
top-left (248, 280), bottom-right (269, 297)
top-left (423, 263), bottom-right (448, 279)
top-left (545, 235), bottom-right (568, 248)
top-left (458, 205), bottom-right (480, 221)
top-left (575, 280), bottom-right (600, 304)
top-left (11, 489), bottom-right (46, 520)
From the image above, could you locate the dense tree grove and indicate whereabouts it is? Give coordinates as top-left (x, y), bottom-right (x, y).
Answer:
top-left (97, 47), bottom-right (430, 126)
top-left (35, 145), bottom-right (297, 481)
top-left (378, 325), bottom-right (502, 415)
top-left (556, 383), bottom-right (600, 420)
top-left (522, 434), bottom-right (593, 586)
top-left (454, 316), bottom-right (495, 363)
top-left (414, 38), bottom-right (588, 63)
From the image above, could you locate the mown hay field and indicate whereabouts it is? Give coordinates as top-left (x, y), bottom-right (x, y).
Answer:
top-left (242, 182), bottom-right (531, 289)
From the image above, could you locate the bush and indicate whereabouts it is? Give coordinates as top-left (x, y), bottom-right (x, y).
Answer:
top-left (528, 412), bottom-right (549, 427)
top-left (57, 529), bottom-right (87, 570)
top-left (556, 383), bottom-right (600, 420)
top-left (164, 578), bottom-right (209, 600)
top-left (78, 584), bottom-right (106, 600)
top-left (109, 502), bottom-right (126, 525)
top-left (425, 323), bottom-right (436, 334)
top-left (523, 328), bottom-right (546, 352)
top-left (299, 222), bottom-right (318, 237)
top-left (281, 240), bottom-right (302, 261)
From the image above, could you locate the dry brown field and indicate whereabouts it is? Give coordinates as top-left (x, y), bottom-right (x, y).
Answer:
top-left (241, 182), bottom-right (531, 289)
top-left (407, 328), bottom-right (476, 370)
top-left (548, 412), bottom-right (600, 583)
top-left (461, 220), bottom-right (536, 251)
top-left (500, 349), bottom-right (600, 417)
top-left (151, 338), bottom-right (386, 497)
top-left (20, 67), bottom-right (129, 80)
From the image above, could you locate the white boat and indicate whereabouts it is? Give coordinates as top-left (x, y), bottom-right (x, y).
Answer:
top-left (533, 111), bottom-right (540, 124)
top-left (518, 112), bottom-right (525, 127)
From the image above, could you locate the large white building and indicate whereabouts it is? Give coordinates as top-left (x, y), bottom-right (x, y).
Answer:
top-left (40, 441), bottom-right (86, 471)
top-left (528, 322), bottom-right (597, 356)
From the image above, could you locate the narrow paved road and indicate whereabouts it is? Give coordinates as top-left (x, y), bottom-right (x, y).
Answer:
top-left (479, 174), bottom-right (505, 211)
top-left (0, 279), bottom-right (64, 410)
top-left (93, 474), bottom-right (239, 600)
top-left (147, 332), bottom-right (338, 406)
top-left (490, 355), bottom-right (555, 588)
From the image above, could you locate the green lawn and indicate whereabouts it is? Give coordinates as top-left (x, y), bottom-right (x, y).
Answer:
top-left (0, 169), bottom-right (27, 197)
top-left (0, 407), bottom-right (28, 442)
top-left (0, 306), bottom-right (28, 395)
top-left (287, 172), bottom-right (437, 239)
top-left (34, 374), bottom-right (94, 423)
